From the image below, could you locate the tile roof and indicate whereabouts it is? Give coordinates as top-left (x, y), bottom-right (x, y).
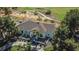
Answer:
top-left (17, 20), bottom-right (56, 32)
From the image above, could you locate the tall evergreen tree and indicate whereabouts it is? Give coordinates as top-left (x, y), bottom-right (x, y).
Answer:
top-left (0, 16), bottom-right (18, 47)
top-left (53, 9), bottom-right (79, 51)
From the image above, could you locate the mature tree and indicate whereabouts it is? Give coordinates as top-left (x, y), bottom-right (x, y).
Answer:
top-left (64, 9), bottom-right (79, 37)
top-left (53, 9), bottom-right (79, 51)
top-left (0, 16), bottom-right (18, 47)
top-left (45, 9), bottom-right (51, 15)
top-left (0, 7), bottom-right (12, 15)
top-left (11, 7), bottom-right (17, 10)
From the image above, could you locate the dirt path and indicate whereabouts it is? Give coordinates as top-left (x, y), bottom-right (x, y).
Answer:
top-left (37, 12), bottom-right (61, 23)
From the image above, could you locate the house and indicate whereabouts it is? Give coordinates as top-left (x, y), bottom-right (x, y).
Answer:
top-left (17, 20), bottom-right (56, 32)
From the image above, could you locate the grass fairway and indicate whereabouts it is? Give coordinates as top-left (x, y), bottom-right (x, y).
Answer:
top-left (50, 7), bottom-right (79, 21)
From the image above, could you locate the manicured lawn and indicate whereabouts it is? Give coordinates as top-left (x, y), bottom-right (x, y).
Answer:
top-left (50, 7), bottom-right (79, 21)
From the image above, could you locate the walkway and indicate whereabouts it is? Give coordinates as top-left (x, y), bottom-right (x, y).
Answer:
top-left (37, 12), bottom-right (60, 23)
